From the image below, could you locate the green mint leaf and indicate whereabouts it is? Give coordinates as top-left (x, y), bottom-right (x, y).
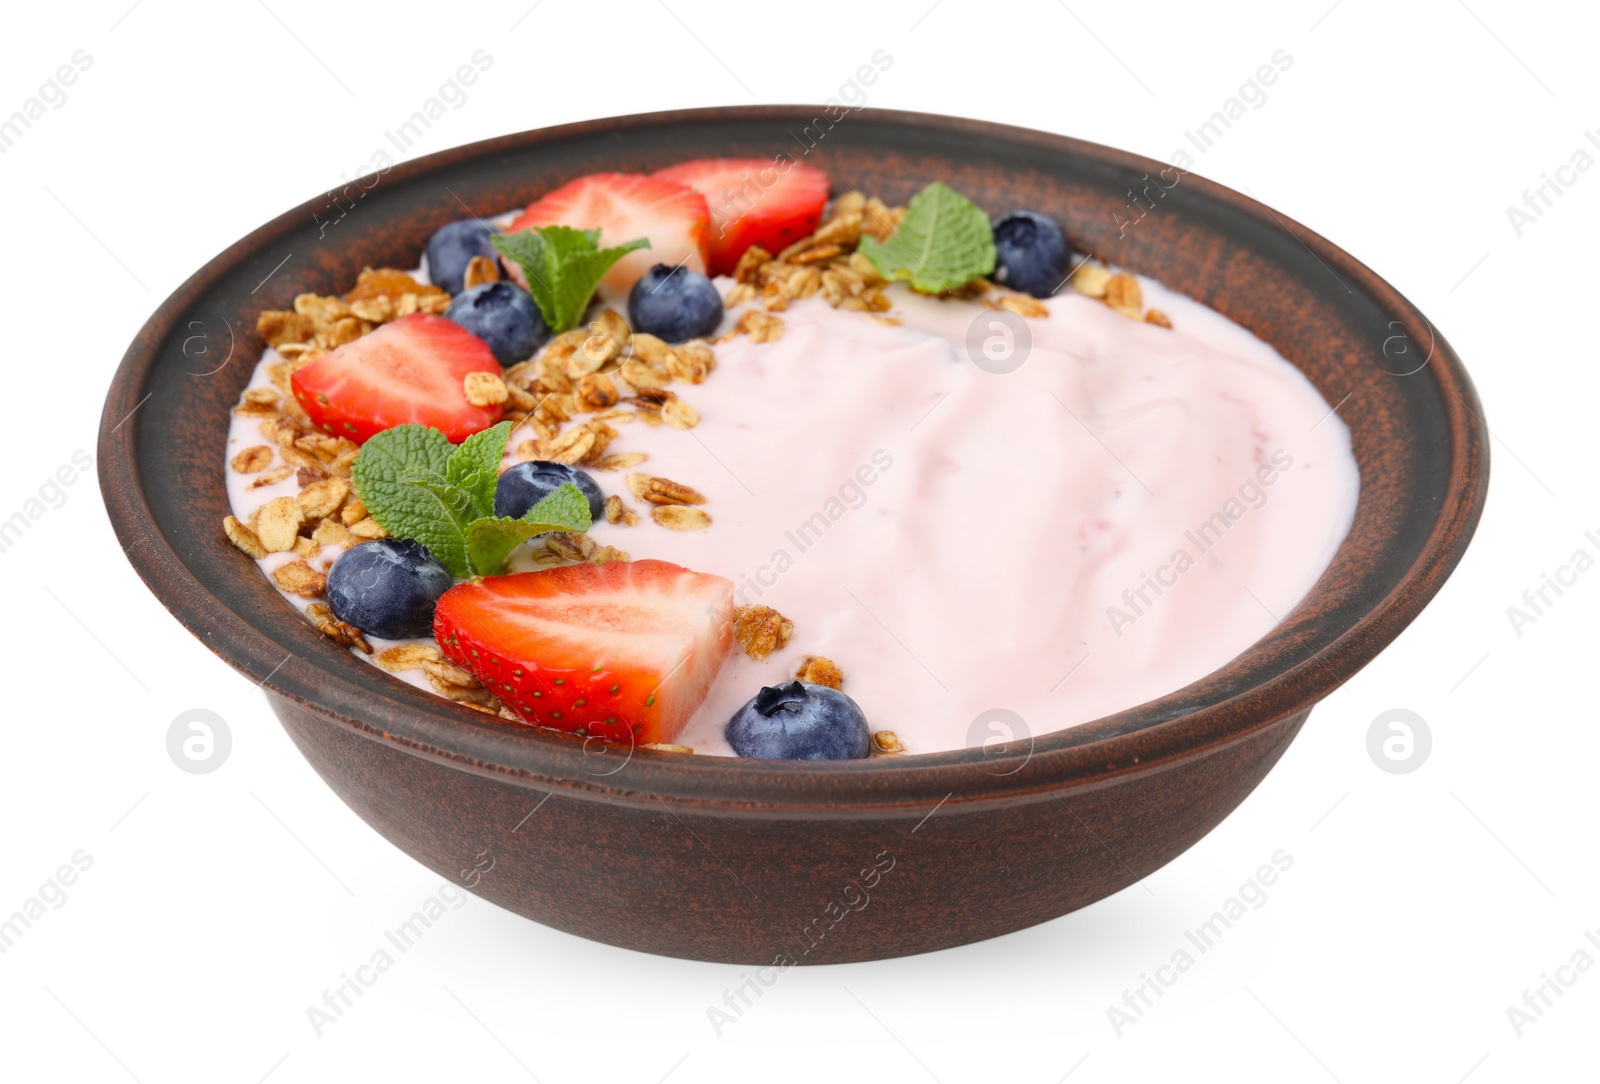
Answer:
top-left (490, 229), bottom-right (550, 311)
top-left (353, 425), bottom-right (595, 578)
top-left (444, 421), bottom-right (512, 519)
top-left (519, 481), bottom-right (593, 534)
top-left (350, 422), bottom-right (454, 537)
top-left (492, 226), bottom-right (649, 333)
top-left (464, 483), bottom-right (595, 576)
top-left (544, 228), bottom-right (649, 330)
top-left (397, 473), bottom-right (481, 578)
top-left (465, 518), bottom-right (548, 578)
top-left (858, 182), bottom-right (996, 294)
top-left (351, 424), bottom-right (452, 492)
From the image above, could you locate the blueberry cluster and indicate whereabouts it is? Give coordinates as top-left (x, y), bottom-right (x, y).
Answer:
top-left (427, 217), bottom-right (550, 366)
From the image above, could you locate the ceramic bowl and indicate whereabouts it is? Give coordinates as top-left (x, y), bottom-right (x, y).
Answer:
top-left (100, 107), bottom-right (1488, 963)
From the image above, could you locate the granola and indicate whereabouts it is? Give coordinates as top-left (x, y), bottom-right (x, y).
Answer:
top-left (733, 606), bottom-right (793, 660)
top-left (794, 655), bottom-right (844, 689)
top-left (272, 559), bottom-right (327, 598)
top-left (231, 445), bottom-right (274, 474)
top-left (305, 602), bottom-right (371, 654)
top-left (650, 505), bottom-right (711, 531)
top-left (626, 472), bottom-right (705, 506)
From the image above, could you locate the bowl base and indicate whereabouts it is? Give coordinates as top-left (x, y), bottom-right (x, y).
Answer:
top-left (273, 693), bottom-right (1310, 964)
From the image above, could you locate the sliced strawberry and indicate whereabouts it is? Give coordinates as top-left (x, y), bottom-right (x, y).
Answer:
top-left (434, 560), bottom-right (735, 745)
top-left (653, 158), bottom-right (830, 276)
top-left (505, 172), bottom-right (710, 293)
top-left (289, 313), bottom-right (502, 444)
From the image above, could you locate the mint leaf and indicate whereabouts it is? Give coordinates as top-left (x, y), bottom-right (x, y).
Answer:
top-left (354, 425), bottom-right (594, 579)
top-left (393, 474), bottom-right (480, 578)
top-left (350, 423), bottom-right (453, 535)
top-left (351, 424), bottom-right (452, 490)
top-left (464, 483), bottom-right (594, 576)
top-left (520, 481), bottom-right (593, 534)
top-left (445, 421), bottom-right (512, 519)
top-left (858, 182), bottom-right (996, 293)
top-left (465, 519), bottom-right (548, 578)
top-left (492, 226), bottom-right (649, 333)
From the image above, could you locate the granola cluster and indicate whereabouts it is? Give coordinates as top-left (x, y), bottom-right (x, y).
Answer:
top-left (720, 190), bottom-right (1062, 324)
top-left (374, 642), bottom-right (506, 713)
top-left (497, 309), bottom-right (711, 477)
top-left (732, 605), bottom-right (794, 660)
top-left (257, 268), bottom-right (453, 369)
top-left (1067, 263), bottom-right (1171, 327)
top-left (224, 395), bottom-right (387, 575)
top-left (722, 191), bottom-right (902, 319)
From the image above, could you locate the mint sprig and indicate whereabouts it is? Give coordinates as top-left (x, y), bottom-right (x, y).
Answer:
top-left (347, 424), bottom-right (462, 569)
top-left (858, 181), bottom-right (996, 294)
top-left (466, 485), bottom-right (594, 576)
top-left (492, 226), bottom-right (649, 333)
top-left (444, 421), bottom-right (513, 513)
top-left (351, 422), bottom-right (593, 577)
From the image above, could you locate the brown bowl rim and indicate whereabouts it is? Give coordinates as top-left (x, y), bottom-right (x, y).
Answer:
top-left (98, 105), bottom-right (1489, 815)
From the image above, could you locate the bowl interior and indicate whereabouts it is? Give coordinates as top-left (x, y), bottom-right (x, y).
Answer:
top-left (100, 107), bottom-right (1487, 809)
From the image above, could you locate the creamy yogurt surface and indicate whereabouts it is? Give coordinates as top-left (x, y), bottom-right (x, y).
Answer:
top-left (227, 273), bottom-right (1358, 757)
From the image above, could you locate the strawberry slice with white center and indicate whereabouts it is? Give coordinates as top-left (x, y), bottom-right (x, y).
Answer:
top-left (433, 560), bottom-right (735, 746)
top-left (504, 172), bottom-right (710, 293)
top-left (653, 158), bottom-right (830, 276)
top-left (289, 313), bottom-right (503, 444)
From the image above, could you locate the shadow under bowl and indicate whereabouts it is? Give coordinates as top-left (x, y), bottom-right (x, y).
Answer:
top-left (100, 107), bottom-right (1488, 964)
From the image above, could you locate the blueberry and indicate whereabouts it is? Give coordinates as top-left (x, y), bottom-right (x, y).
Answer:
top-left (991, 210), bottom-right (1073, 298)
top-left (726, 681), bottom-right (871, 760)
top-left (425, 218), bottom-right (500, 295)
top-left (627, 264), bottom-right (724, 343)
top-left (325, 538), bottom-right (453, 640)
top-left (445, 281), bottom-right (550, 366)
top-left (494, 460), bottom-right (605, 522)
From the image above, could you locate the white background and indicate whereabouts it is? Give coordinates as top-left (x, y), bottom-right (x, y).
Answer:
top-left (2, 0), bottom-right (1594, 1080)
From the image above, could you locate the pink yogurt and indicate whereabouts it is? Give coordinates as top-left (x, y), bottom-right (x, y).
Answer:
top-left (511, 279), bottom-right (1358, 755)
